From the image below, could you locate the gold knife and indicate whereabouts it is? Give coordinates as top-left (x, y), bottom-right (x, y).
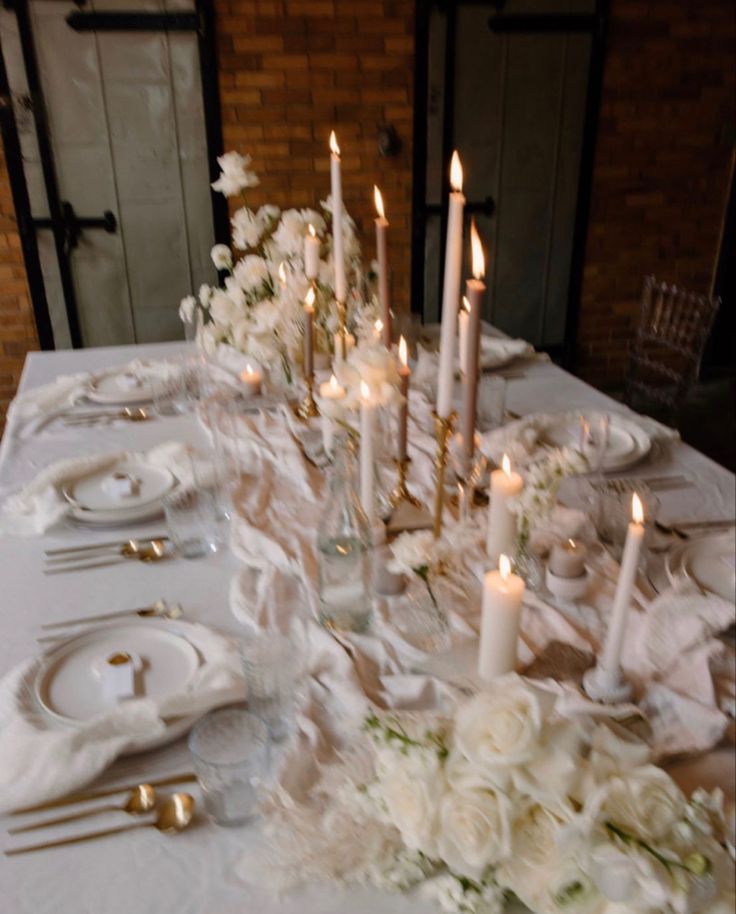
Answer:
top-left (9, 773), bottom-right (197, 816)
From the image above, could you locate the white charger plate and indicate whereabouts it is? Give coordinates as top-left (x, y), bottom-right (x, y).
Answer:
top-left (87, 368), bottom-right (156, 405)
top-left (545, 412), bottom-right (652, 472)
top-left (63, 460), bottom-right (175, 513)
top-left (666, 531), bottom-right (736, 603)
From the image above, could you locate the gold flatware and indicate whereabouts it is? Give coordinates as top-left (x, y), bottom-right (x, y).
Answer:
top-left (10, 773), bottom-right (196, 816)
top-left (43, 543), bottom-right (169, 575)
top-left (62, 407), bottom-right (150, 426)
top-left (45, 535), bottom-right (169, 557)
top-left (5, 793), bottom-right (195, 856)
top-left (8, 785), bottom-right (156, 835)
top-left (45, 538), bottom-right (169, 566)
top-left (40, 599), bottom-right (182, 631)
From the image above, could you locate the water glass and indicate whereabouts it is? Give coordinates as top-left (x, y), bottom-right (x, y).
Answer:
top-left (153, 355), bottom-right (202, 416)
top-left (476, 375), bottom-right (507, 431)
top-left (163, 487), bottom-right (219, 558)
top-left (188, 708), bottom-right (269, 826)
top-left (240, 619), bottom-right (308, 743)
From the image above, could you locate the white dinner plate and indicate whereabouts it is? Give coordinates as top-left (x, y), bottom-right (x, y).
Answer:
top-left (544, 412), bottom-right (652, 473)
top-left (34, 621), bottom-right (201, 725)
top-left (666, 531), bottom-right (736, 603)
top-left (87, 367), bottom-right (157, 405)
top-left (67, 501), bottom-right (166, 527)
top-left (63, 460), bottom-right (175, 513)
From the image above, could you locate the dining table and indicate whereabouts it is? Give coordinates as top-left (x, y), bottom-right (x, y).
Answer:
top-left (0, 339), bottom-right (733, 914)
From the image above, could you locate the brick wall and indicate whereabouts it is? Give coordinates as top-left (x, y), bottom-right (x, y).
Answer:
top-left (0, 145), bottom-right (37, 425)
top-left (214, 0), bottom-right (416, 314)
top-left (576, 0), bottom-right (735, 388)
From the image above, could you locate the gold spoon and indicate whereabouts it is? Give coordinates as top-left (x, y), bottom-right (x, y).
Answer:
top-left (63, 407), bottom-right (150, 426)
top-left (8, 785), bottom-right (157, 834)
top-left (45, 538), bottom-right (169, 566)
top-left (5, 793), bottom-right (195, 856)
top-left (40, 599), bottom-right (182, 631)
top-left (43, 542), bottom-right (169, 576)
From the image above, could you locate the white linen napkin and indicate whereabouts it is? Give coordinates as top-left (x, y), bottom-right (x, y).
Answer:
top-left (0, 440), bottom-right (207, 536)
top-left (0, 622), bottom-right (244, 815)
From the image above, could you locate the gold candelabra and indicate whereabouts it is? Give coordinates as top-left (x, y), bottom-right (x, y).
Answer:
top-left (335, 299), bottom-right (347, 360)
top-left (432, 411), bottom-right (455, 538)
top-left (389, 458), bottom-right (421, 508)
top-left (296, 375), bottom-right (319, 419)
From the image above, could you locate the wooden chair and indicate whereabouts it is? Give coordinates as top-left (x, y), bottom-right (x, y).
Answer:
top-left (624, 275), bottom-right (721, 424)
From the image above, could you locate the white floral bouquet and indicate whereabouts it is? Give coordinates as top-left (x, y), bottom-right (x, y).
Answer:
top-left (255, 675), bottom-right (734, 914)
top-left (179, 151), bottom-right (378, 382)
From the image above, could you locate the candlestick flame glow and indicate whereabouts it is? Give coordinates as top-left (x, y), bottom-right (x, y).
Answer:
top-left (499, 553), bottom-right (512, 581)
top-left (245, 363), bottom-right (254, 374)
top-left (375, 318), bottom-right (383, 333)
top-left (568, 538), bottom-right (576, 549)
top-left (470, 219), bottom-right (485, 280)
top-left (329, 374), bottom-right (340, 392)
top-left (329, 131), bottom-right (340, 157)
top-left (398, 335), bottom-right (408, 367)
top-left (304, 286), bottom-right (315, 309)
top-left (450, 150), bottom-right (463, 192)
top-left (308, 223), bottom-right (316, 238)
top-left (278, 261), bottom-right (287, 285)
top-left (502, 453), bottom-right (511, 477)
top-left (632, 492), bottom-right (644, 524)
top-left (462, 296), bottom-right (471, 313)
top-left (373, 185), bottom-right (385, 219)
top-left (360, 379), bottom-right (370, 400)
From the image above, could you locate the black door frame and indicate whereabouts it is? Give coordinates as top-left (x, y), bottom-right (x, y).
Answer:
top-left (0, 0), bottom-right (228, 350)
top-left (411, 0), bottom-right (609, 369)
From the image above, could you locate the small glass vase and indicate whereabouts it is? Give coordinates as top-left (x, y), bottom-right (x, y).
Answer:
top-left (391, 572), bottom-right (451, 654)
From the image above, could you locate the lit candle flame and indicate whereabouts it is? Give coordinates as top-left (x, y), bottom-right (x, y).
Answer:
top-left (329, 130), bottom-right (340, 157)
top-left (278, 261), bottom-right (287, 286)
top-left (470, 218), bottom-right (485, 280)
top-left (308, 223), bottom-right (316, 238)
top-left (499, 553), bottom-right (511, 581)
top-left (329, 374), bottom-right (340, 392)
top-left (304, 286), bottom-right (315, 309)
top-left (245, 362), bottom-right (254, 373)
top-left (153, 541), bottom-right (164, 558)
top-left (373, 185), bottom-right (385, 219)
top-left (360, 379), bottom-right (370, 400)
top-left (375, 318), bottom-right (383, 333)
top-left (568, 538), bottom-right (576, 549)
top-left (632, 492), bottom-right (644, 524)
top-left (462, 296), bottom-right (471, 314)
top-left (502, 453), bottom-right (511, 477)
top-left (398, 335), bottom-right (408, 367)
top-left (450, 150), bottom-right (463, 193)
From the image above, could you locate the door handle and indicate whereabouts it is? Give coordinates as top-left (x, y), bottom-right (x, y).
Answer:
top-left (32, 201), bottom-right (117, 254)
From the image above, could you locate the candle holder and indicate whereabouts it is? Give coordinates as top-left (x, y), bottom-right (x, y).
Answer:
top-left (295, 375), bottom-right (319, 420)
top-left (389, 458), bottom-right (421, 508)
top-left (582, 662), bottom-right (634, 704)
top-left (432, 411), bottom-right (456, 539)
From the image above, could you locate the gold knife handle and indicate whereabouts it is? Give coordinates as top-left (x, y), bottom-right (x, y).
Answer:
top-left (5, 821), bottom-right (145, 856)
top-left (8, 802), bottom-right (120, 834)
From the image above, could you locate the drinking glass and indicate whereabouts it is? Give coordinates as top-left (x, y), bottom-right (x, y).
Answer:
top-left (153, 354), bottom-right (203, 416)
top-left (240, 615), bottom-right (309, 743)
top-left (476, 375), bottom-right (507, 432)
top-left (163, 487), bottom-right (219, 558)
top-left (188, 707), bottom-right (269, 826)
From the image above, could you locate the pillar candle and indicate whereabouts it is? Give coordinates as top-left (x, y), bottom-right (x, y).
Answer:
top-left (303, 286), bottom-right (315, 379)
top-left (397, 335), bottom-right (410, 462)
top-left (360, 381), bottom-right (375, 525)
top-left (329, 131), bottom-right (346, 304)
top-left (459, 221), bottom-right (485, 474)
top-left (486, 454), bottom-right (523, 564)
top-left (478, 554), bottom-right (525, 680)
top-left (437, 151), bottom-right (465, 418)
top-left (374, 185), bottom-right (391, 348)
top-left (600, 494), bottom-right (645, 673)
top-left (318, 373), bottom-right (346, 454)
top-left (239, 363), bottom-right (262, 397)
top-left (305, 224), bottom-right (320, 280)
top-left (548, 539), bottom-right (588, 578)
top-left (458, 297), bottom-right (470, 376)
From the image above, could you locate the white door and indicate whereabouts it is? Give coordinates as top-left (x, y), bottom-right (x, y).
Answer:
top-left (0, 0), bottom-right (216, 349)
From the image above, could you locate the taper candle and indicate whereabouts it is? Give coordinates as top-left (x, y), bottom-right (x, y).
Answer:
top-left (360, 380), bottom-right (375, 525)
top-left (478, 553), bottom-right (525, 680)
top-left (303, 285), bottom-right (315, 380)
top-left (397, 335), bottom-right (410, 462)
top-left (305, 224), bottom-right (320, 280)
top-left (319, 373), bottom-right (346, 454)
top-left (460, 220), bottom-right (485, 474)
top-left (486, 454), bottom-right (523, 564)
top-left (437, 151), bottom-right (465, 418)
top-left (458, 297), bottom-right (470, 377)
top-left (374, 185), bottom-right (391, 348)
top-left (329, 131), bottom-right (346, 304)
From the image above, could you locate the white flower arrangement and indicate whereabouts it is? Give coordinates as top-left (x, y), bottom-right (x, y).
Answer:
top-left (258, 675), bottom-right (735, 914)
top-left (180, 151), bottom-right (376, 383)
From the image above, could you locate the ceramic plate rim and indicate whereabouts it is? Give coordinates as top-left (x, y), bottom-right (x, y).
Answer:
top-left (665, 532), bottom-right (736, 601)
top-left (86, 368), bottom-right (156, 405)
top-left (63, 461), bottom-right (175, 513)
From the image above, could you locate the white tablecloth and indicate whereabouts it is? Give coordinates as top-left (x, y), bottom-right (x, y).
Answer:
top-left (0, 341), bottom-right (733, 914)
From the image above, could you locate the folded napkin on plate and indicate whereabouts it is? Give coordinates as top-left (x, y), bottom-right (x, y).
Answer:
top-left (481, 409), bottom-right (679, 468)
top-left (0, 622), bottom-right (244, 815)
top-left (0, 440), bottom-right (210, 536)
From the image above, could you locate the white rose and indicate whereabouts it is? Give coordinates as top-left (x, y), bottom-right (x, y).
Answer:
top-left (198, 283), bottom-right (212, 307)
top-left (388, 530), bottom-right (436, 575)
top-left (233, 255), bottom-right (270, 292)
top-left (454, 677), bottom-right (551, 784)
top-left (257, 203), bottom-right (281, 226)
top-left (272, 208), bottom-right (307, 257)
top-left (231, 207), bottom-right (262, 250)
top-left (210, 243), bottom-right (233, 270)
top-left (209, 289), bottom-right (240, 327)
top-left (594, 766), bottom-right (686, 843)
top-left (497, 802), bottom-right (563, 892)
top-left (211, 151), bottom-right (259, 197)
top-left (249, 300), bottom-right (280, 335)
top-left (224, 275), bottom-right (246, 308)
top-left (586, 842), bottom-right (671, 910)
top-left (178, 294), bottom-right (196, 323)
top-left (436, 755), bottom-right (512, 878)
top-left (543, 855), bottom-right (607, 914)
top-left (376, 753), bottom-right (442, 857)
